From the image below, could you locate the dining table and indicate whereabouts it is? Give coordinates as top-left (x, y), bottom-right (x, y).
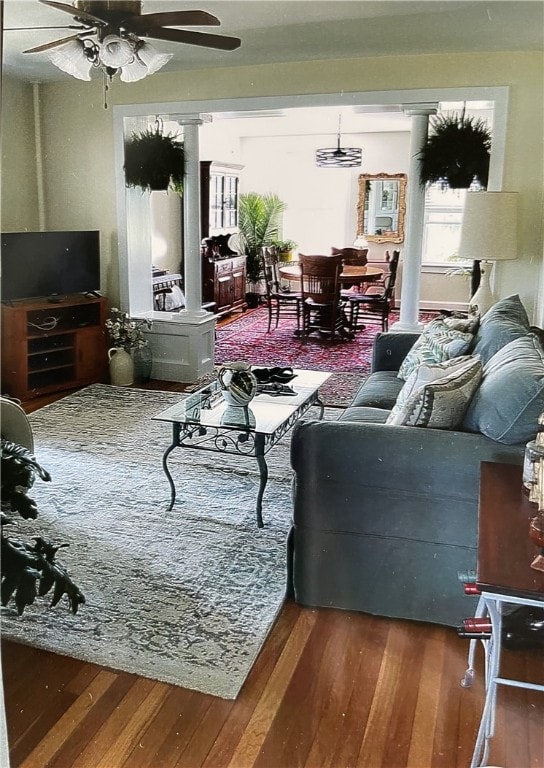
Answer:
top-left (278, 263), bottom-right (384, 288)
top-left (277, 263), bottom-right (385, 340)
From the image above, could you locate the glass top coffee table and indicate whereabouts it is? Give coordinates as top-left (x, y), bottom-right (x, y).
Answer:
top-left (153, 368), bottom-right (331, 527)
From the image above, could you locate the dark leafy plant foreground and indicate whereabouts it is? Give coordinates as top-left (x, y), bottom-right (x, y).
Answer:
top-left (1, 440), bottom-right (85, 615)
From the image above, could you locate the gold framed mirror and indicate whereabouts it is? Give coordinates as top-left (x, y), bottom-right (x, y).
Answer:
top-left (357, 173), bottom-right (407, 244)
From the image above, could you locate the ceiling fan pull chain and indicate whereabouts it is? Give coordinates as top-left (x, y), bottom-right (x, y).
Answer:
top-left (103, 69), bottom-right (109, 109)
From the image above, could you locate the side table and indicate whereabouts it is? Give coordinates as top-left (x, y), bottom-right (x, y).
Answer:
top-left (464, 462), bottom-right (544, 768)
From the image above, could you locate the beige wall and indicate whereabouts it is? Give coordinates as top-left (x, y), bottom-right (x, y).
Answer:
top-left (2, 50), bottom-right (542, 320)
top-left (1, 78), bottom-right (40, 231)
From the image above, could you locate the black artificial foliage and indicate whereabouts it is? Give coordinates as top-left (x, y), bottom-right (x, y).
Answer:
top-left (1, 438), bottom-right (85, 615)
top-left (418, 112), bottom-right (491, 190)
top-left (15, 568), bottom-right (40, 615)
top-left (124, 120), bottom-right (184, 194)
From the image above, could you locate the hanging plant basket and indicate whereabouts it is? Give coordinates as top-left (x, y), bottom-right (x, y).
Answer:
top-left (418, 112), bottom-right (492, 190)
top-left (124, 120), bottom-right (184, 195)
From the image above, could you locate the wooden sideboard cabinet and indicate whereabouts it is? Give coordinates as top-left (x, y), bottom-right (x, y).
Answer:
top-left (1, 294), bottom-right (109, 400)
top-left (202, 255), bottom-right (247, 316)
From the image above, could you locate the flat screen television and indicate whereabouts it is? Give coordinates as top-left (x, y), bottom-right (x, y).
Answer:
top-left (1, 230), bottom-right (101, 302)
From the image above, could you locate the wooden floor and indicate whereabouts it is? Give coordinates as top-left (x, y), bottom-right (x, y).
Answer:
top-left (3, 378), bottom-right (544, 768)
top-left (3, 608), bottom-right (544, 768)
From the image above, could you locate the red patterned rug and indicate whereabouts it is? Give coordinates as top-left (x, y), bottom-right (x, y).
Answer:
top-left (213, 307), bottom-right (437, 408)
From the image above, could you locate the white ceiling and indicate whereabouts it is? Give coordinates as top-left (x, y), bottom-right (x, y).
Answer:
top-left (3, 0), bottom-right (543, 84)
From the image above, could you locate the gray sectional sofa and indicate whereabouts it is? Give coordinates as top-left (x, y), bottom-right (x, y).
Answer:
top-left (288, 295), bottom-right (544, 627)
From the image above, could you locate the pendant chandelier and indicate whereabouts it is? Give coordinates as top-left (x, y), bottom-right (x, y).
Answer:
top-left (315, 115), bottom-right (362, 168)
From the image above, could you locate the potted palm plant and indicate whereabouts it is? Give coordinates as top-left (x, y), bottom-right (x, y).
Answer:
top-left (418, 111), bottom-right (492, 190)
top-left (238, 192), bottom-right (286, 306)
top-left (124, 120), bottom-right (184, 194)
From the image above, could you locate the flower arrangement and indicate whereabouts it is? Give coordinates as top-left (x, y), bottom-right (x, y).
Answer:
top-left (105, 308), bottom-right (152, 352)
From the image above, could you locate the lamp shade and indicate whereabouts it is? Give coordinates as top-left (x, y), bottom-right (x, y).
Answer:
top-left (136, 42), bottom-right (172, 74)
top-left (100, 35), bottom-right (135, 68)
top-left (47, 39), bottom-right (92, 81)
top-left (120, 42), bottom-right (173, 82)
top-left (353, 234), bottom-right (369, 248)
top-left (458, 191), bottom-right (519, 261)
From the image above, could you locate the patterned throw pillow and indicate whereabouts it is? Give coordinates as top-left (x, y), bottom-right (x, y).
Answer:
top-left (387, 356), bottom-right (483, 429)
top-left (397, 319), bottom-right (474, 381)
top-left (441, 311), bottom-right (480, 334)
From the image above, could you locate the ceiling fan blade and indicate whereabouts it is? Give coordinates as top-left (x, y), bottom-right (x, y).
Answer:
top-left (23, 33), bottom-right (90, 54)
top-left (5, 25), bottom-right (83, 31)
top-left (142, 27), bottom-right (241, 51)
top-left (38, 0), bottom-right (105, 25)
top-left (124, 11), bottom-right (220, 34)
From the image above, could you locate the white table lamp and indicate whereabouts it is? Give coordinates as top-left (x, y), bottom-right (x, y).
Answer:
top-left (353, 234), bottom-right (369, 248)
top-left (458, 191), bottom-right (519, 315)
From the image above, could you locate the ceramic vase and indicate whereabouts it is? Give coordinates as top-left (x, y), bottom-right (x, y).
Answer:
top-left (108, 347), bottom-right (134, 387)
top-left (132, 344), bottom-right (153, 384)
top-left (217, 361), bottom-right (257, 406)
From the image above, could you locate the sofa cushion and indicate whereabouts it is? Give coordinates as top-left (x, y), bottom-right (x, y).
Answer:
top-left (398, 319), bottom-right (473, 380)
top-left (462, 333), bottom-right (544, 444)
top-left (351, 371), bottom-right (404, 409)
top-left (387, 356), bottom-right (483, 429)
top-left (469, 294), bottom-right (530, 364)
top-left (339, 406), bottom-right (391, 423)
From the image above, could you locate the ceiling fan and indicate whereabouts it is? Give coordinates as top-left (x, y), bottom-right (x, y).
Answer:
top-left (19, 0), bottom-right (241, 89)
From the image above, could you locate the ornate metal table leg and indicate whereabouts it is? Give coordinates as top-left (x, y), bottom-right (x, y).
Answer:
top-left (254, 433), bottom-right (267, 528)
top-left (162, 424), bottom-right (180, 511)
top-left (315, 396), bottom-right (325, 420)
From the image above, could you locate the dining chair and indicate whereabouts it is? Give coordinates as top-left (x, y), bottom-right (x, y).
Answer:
top-left (346, 249), bottom-right (400, 332)
top-left (330, 246), bottom-right (368, 265)
top-left (363, 249), bottom-right (392, 294)
top-left (260, 246), bottom-right (302, 332)
top-left (299, 253), bottom-right (344, 343)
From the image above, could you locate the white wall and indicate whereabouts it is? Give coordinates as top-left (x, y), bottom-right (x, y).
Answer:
top-left (149, 191), bottom-right (182, 274)
top-left (200, 120), bottom-right (242, 164)
top-left (239, 131), bottom-right (409, 256)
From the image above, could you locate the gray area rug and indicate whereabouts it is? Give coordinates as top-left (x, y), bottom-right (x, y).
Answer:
top-left (1, 385), bottom-right (336, 698)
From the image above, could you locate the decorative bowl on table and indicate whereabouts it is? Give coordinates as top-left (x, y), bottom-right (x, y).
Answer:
top-left (252, 366), bottom-right (297, 384)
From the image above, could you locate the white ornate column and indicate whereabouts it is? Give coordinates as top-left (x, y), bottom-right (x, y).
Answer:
top-left (392, 103), bottom-right (438, 331)
top-left (136, 113), bottom-right (216, 383)
top-left (179, 116), bottom-right (208, 317)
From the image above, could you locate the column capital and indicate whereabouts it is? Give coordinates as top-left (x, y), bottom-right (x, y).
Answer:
top-left (401, 102), bottom-right (439, 117)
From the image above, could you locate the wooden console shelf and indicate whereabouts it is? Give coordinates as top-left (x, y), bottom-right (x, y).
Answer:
top-left (1, 294), bottom-right (109, 400)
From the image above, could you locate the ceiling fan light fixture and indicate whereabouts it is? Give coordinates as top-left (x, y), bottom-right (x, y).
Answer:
top-left (135, 42), bottom-right (173, 74)
top-left (119, 55), bottom-right (148, 82)
top-left (99, 34), bottom-right (135, 67)
top-left (120, 42), bottom-right (172, 82)
top-left (47, 39), bottom-right (92, 81)
top-left (23, 1), bottom-right (241, 106)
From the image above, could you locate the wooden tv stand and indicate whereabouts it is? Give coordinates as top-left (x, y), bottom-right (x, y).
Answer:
top-left (1, 294), bottom-right (109, 400)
